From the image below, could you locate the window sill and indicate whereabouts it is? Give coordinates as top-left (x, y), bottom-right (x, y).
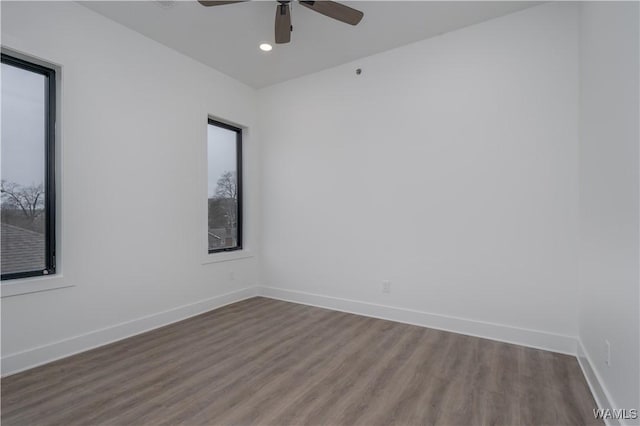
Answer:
top-left (1, 275), bottom-right (74, 298)
top-left (202, 250), bottom-right (254, 265)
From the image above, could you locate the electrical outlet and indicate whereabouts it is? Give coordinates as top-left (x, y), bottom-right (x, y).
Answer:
top-left (382, 280), bottom-right (391, 294)
top-left (605, 340), bottom-right (611, 367)
top-left (230, 271), bottom-right (235, 281)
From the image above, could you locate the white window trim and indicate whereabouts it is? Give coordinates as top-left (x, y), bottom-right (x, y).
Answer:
top-left (202, 115), bottom-right (251, 265)
top-left (1, 275), bottom-right (73, 298)
top-left (1, 47), bottom-right (66, 297)
top-left (201, 250), bottom-right (254, 265)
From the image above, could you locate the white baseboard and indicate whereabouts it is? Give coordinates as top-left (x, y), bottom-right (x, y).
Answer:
top-left (577, 341), bottom-right (624, 426)
top-left (0, 285), bottom-right (581, 379)
top-left (2, 284), bottom-right (622, 425)
top-left (258, 286), bottom-right (578, 356)
top-left (1, 286), bottom-right (260, 377)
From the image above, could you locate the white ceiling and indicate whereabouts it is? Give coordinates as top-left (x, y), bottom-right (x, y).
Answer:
top-left (81, 1), bottom-right (541, 88)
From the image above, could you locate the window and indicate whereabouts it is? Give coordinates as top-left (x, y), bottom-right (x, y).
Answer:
top-left (1, 54), bottom-right (56, 280)
top-left (207, 119), bottom-right (242, 253)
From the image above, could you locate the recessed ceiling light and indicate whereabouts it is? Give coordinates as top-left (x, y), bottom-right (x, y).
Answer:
top-left (259, 43), bottom-right (273, 52)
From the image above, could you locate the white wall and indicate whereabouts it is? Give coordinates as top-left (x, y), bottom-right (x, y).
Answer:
top-left (578, 1), bottom-right (640, 418)
top-left (1, 1), bottom-right (260, 374)
top-left (259, 3), bottom-right (580, 349)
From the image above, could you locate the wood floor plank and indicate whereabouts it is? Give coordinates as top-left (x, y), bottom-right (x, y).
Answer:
top-left (152, 309), bottom-right (365, 425)
top-left (256, 320), bottom-right (404, 425)
top-left (200, 313), bottom-right (389, 426)
top-left (54, 302), bottom-right (319, 425)
top-left (2, 297), bottom-right (276, 402)
top-left (1, 297), bottom-right (603, 426)
top-left (345, 329), bottom-right (449, 426)
top-left (4, 299), bottom-right (308, 425)
top-left (283, 322), bottom-right (421, 426)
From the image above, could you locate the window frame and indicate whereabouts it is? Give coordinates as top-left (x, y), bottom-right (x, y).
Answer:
top-left (1, 53), bottom-right (57, 281)
top-left (207, 118), bottom-right (243, 254)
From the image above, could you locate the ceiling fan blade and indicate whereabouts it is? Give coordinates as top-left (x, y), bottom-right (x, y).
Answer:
top-left (299, 1), bottom-right (363, 25)
top-left (275, 2), bottom-right (292, 44)
top-left (198, 1), bottom-right (246, 6)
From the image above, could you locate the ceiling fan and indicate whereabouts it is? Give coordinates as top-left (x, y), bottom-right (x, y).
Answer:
top-left (197, 1), bottom-right (364, 44)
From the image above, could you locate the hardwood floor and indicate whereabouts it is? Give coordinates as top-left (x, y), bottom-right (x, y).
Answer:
top-left (1, 297), bottom-right (601, 426)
